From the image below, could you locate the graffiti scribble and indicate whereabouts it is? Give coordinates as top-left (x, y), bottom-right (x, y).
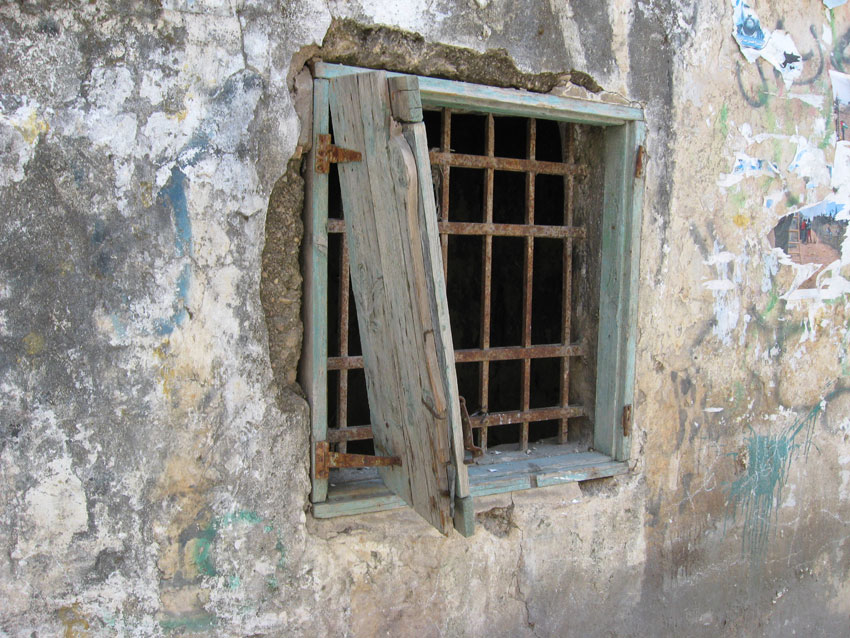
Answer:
top-left (726, 389), bottom-right (829, 563)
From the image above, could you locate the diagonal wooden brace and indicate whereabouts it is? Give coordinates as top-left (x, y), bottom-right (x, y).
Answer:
top-left (315, 441), bottom-right (401, 479)
top-left (315, 133), bottom-right (362, 174)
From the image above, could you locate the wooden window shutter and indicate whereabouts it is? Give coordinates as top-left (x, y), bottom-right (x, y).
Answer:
top-left (327, 70), bottom-right (473, 536)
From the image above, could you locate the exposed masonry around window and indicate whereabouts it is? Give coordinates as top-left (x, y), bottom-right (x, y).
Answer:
top-left (301, 63), bottom-right (646, 525)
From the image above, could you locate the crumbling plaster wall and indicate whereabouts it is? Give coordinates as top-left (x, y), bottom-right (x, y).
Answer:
top-left (1, 0), bottom-right (850, 636)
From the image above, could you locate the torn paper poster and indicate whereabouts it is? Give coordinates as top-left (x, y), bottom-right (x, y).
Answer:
top-left (732, 0), bottom-right (766, 61)
top-left (703, 279), bottom-right (736, 291)
top-left (831, 70), bottom-right (850, 141)
top-left (732, 2), bottom-right (802, 88)
top-left (787, 142), bottom-right (829, 188)
top-left (794, 198), bottom-right (847, 220)
top-left (717, 153), bottom-right (779, 187)
top-left (788, 93), bottom-right (825, 109)
top-left (833, 142), bottom-right (850, 190)
top-left (824, 0), bottom-right (847, 8)
top-left (764, 190), bottom-right (785, 212)
top-left (831, 70), bottom-right (850, 104)
top-left (759, 31), bottom-right (803, 88)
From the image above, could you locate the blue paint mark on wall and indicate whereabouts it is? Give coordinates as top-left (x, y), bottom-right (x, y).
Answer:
top-left (153, 167), bottom-right (194, 335)
top-left (726, 389), bottom-right (830, 563)
top-left (138, 70), bottom-right (262, 337)
top-left (155, 264), bottom-right (191, 336)
top-left (160, 166), bottom-right (192, 257)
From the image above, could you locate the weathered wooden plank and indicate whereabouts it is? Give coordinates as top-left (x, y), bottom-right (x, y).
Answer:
top-left (594, 120), bottom-right (644, 461)
top-left (314, 62), bottom-right (644, 126)
top-left (400, 92), bottom-right (472, 536)
top-left (328, 70), bottom-right (457, 534)
top-left (313, 452), bottom-right (628, 518)
top-left (389, 75), bottom-right (424, 123)
top-left (618, 121), bottom-right (646, 462)
top-left (303, 78), bottom-right (330, 503)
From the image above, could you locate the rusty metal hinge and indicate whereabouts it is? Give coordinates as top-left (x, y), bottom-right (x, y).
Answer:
top-left (315, 133), bottom-right (362, 174)
top-left (314, 440), bottom-right (401, 479)
top-left (459, 396), bottom-right (483, 463)
top-left (622, 404), bottom-right (632, 438)
top-left (635, 146), bottom-right (646, 178)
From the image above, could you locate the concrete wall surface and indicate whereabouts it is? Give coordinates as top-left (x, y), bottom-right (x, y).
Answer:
top-left (2, 1), bottom-right (850, 636)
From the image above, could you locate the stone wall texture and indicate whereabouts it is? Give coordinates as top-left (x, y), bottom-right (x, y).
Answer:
top-left (2, 0), bottom-right (850, 636)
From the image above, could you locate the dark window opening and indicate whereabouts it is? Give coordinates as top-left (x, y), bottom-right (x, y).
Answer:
top-left (324, 107), bottom-right (601, 457)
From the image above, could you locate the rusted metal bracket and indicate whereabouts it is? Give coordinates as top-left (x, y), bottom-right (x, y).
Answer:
top-left (314, 440), bottom-right (401, 479)
top-left (315, 133), bottom-right (362, 174)
top-left (635, 145), bottom-right (646, 178)
top-left (459, 396), bottom-right (483, 463)
top-left (622, 404), bottom-right (632, 438)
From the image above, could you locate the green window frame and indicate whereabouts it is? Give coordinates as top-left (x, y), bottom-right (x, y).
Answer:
top-left (302, 63), bottom-right (645, 522)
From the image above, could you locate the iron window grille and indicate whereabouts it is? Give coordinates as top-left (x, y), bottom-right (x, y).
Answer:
top-left (302, 63), bottom-right (645, 519)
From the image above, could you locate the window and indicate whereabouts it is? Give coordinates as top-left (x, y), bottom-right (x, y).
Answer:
top-left (301, 64), bottom-right (645, 535)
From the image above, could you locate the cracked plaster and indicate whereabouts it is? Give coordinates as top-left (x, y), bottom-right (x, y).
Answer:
top-left (1, 1), bottom-right (850, 636)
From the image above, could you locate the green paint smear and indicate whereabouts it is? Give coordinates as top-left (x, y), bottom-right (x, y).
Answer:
top-left (228, 574), bottom-right (241, 590)
top-left (764, 97), bottom-right (776, 132)
top-left (729, 187), bottom-right (747, 210)
top-left (217, 510), bottom-right (263, 528)
top-left (192, 510), bottom-right (265, 578)
top-left (719, 103), bottom-right (729, 138)
top-left (193, 525), bottom-right (217, 577)
top-left (760, 291), bottom-right (778, 320)
top-left (275, 538), bottom-right (286, 569)
top-left (160, 614), bottom-right (218, 632)
top-left (733, 381), bottom-right (745, 406)
top-left (786, 192), bottom-right (801, 208)
top-left (726, 393), bottom-right (828, 564)
top-left (771, 142), bottom-right (781, 165)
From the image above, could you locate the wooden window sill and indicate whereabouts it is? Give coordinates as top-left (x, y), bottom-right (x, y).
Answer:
top-left (312, 450), bottom-right (628, 519)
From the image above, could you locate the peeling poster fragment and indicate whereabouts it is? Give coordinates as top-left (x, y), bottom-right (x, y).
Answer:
top-left (833, 141), bottom-right (850, 188)
top-left (732, 1), bottom-right (802, 88)
top-left (823, 0), bottom-right (847, 8)
top-left (717, 152), bottom-right (778, 187)
top-left (830, 70), bottom-right (850, 142)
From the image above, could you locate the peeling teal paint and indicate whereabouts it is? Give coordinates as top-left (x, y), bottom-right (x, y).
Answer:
top-left (191, 511), bottom-right (268, 580)
top-left (193, 523), bottom-right (218, 577)
top-left (160, 614), bottom-right (219, 632)
top-left (275, 537), bottom-right (286, 570)
top-left (726, 390), bottom-right (830, 563)
top-left (219, 510), bottom-right (263, 527)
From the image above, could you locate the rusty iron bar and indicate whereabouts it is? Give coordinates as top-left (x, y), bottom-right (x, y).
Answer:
top-left (325, 405), bottom-right (587, 444)
top-left (314, 441), bottom-right (401, 479)
top-left (329, 218), bottom-right (585, 241)
top-left (337, 233), bottom-right (350, 453)
top-left (328, 343), bottom-right (585, 370)
top-left (429, 150), bottom-right (588, 177)
top-left (479, 113), bottom-right (495, 453)
top-left (440, 109), bottom-right (451, 279)
top-left (559, 123), bottom-right (576, 444)
top-left (437, 221), bottom-right (585, 240)
top-left (459, 396), bottom-right (484, 460)
top-left (326, 425), bottom-right (375, 443)
top-left (520, 118), bottom-right (537, 451)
